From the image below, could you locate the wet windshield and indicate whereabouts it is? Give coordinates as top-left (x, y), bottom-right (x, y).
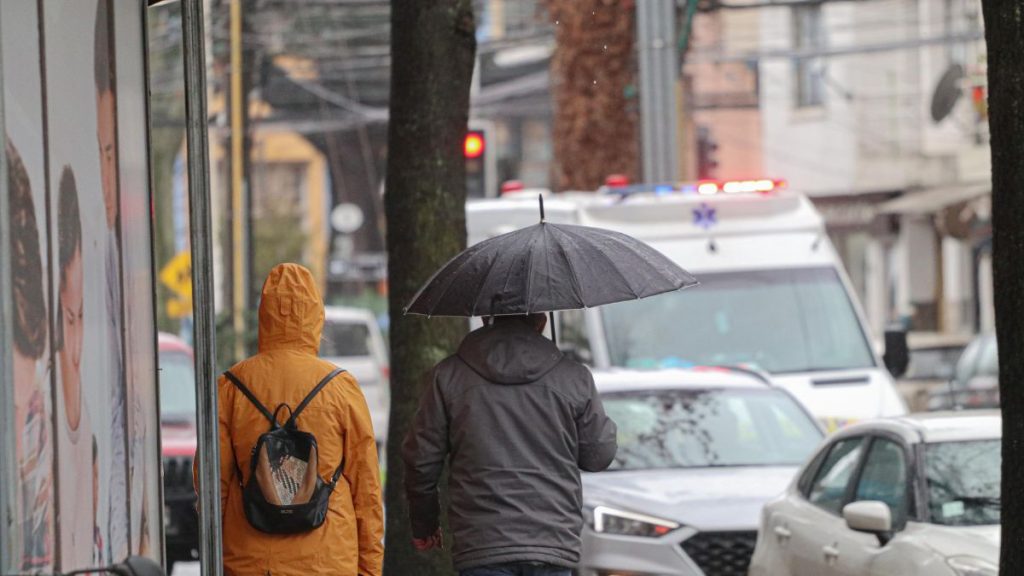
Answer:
top-left (602, 388), bottom-right (823, 470)
top-left (321, 322), bottom-right (372, 357)
top-left (601, 267), bottom-right (875, 374)
top-left (159, 351), bottom-right (197, 421)
top-left (925, 439), bottom-right (1001, 526)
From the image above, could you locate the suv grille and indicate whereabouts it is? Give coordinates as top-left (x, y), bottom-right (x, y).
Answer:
top-left (163, 456), bottom-right (194, 496)
top-left (680, 531), bottom-right (757, 576)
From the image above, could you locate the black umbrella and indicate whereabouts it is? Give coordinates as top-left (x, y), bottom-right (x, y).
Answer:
top-left (405, 197), bottom-right (697, 323)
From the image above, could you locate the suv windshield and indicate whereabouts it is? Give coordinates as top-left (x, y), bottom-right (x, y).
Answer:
top-left (925, 439), bottom-right (1001, 526)
top-left (601, 267), bottom-right (875, 374)
top-left (321, 321), bottom-right (372, 357)
top-left (601, 388), bottom-right (822, 470)
top-left (159, 351), bottom-right (197, 421)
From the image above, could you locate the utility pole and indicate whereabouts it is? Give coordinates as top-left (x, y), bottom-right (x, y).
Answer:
top-left (229, 0), bottom-right (249, 360)
top-left (637, 0), bottom-right (680, 183)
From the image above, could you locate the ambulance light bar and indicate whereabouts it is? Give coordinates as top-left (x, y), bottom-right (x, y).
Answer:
top-left (602, 178), bottom-right (787, 197)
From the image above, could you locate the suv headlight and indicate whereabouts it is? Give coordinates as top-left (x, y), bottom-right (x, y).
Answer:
top-left (947, 556), bottom-right (998, 576)
top-left (591, 505), bottom-right (679, 537)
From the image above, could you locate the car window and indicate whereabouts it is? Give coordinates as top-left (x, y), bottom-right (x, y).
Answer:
top-left (854, 438), bottom-right (909, 527)
top-left (925, 439), bottom-right (1000, 526)
top-left (808, 437), bottom-right (865, 515)
top-left (321, 321), bottom-right (371, 357)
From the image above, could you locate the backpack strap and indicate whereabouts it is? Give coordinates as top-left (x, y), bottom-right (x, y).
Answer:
top-left (284, 367), bottom-right (346, 429)
top-left (224, 371), bottom-right (279, 428)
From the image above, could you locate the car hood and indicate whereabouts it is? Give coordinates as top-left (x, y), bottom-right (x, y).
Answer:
top-left (915, 523), bottom-right (1000, 562)
top-left (583, 466), bottom-right (798, 531)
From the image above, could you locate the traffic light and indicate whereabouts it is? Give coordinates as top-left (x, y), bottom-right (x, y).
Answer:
top-left (697, 126), bottom-right (719, 180)
top-left (465, 129), bottom-right (488, 198)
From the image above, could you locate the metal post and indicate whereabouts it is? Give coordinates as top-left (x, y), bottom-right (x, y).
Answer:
top-left (181, 1), bottom-right (222, 574)
top-left (229, 0), bottom-right (248, 362)
top-left (636, 0), bottom-right (680, 183)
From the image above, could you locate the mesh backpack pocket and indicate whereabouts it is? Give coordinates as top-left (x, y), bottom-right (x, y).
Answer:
top-left (225, 368), bottom-right (346, 534)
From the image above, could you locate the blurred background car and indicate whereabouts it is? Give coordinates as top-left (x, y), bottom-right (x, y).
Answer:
top-left (928, 333), bottom-right (999, 411)
top-left (158, 332), bottom-right (199, 572)
top-left (750, 412), bottom-right (1000, 576)
top-left (896, 332), bottom-right (970, 412)
top-left (578, 367), bottom-right (824, 576)
top-left (320, 306), bottom-right (390, 444)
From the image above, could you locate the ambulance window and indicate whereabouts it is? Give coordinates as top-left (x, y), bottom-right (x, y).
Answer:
top-left (558, 308), bottom-right (592, 365)
top-left (600, 267), bottom-right (875, 374)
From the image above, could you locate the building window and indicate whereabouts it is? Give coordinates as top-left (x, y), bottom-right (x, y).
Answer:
top-left (793, 4), bottom-right (825, 108)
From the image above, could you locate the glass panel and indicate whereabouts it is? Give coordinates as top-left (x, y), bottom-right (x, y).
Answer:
top-left (320, 321), bottom-right (371, 357)
top-left (158, 351), bottom-right (196, 420)
top-left (925, 440), bottom-right (1000, 526)
top-left (854, 439), bottom-right (908, 526)
top-left (601, 267), bottom-right (875, 374)
top-left (809, 438), bottom-right (865, 514)
top-left (602, 388), bottom-right (822, 470)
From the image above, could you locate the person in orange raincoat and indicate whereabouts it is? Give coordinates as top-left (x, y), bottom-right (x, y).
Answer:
top-left (194, 263), bottom-right (384, 575)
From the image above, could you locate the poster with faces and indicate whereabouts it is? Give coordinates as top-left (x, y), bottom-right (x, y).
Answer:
top-left (0, 0), bottom-right (160, 571)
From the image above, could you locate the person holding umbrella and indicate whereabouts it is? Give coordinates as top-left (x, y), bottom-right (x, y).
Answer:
top-left (403, 198), bottom-right (697, 576)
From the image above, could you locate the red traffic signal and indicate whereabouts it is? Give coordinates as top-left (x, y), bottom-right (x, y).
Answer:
top-left (464, 131), bottom-right (485, 159)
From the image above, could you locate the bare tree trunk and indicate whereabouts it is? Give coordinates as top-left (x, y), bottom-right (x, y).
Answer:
top-left (383, 1), bottom-right (475, 574)
top-left (981, 2), bottom-right (1024, 573)
top-left (547, 0), bottom-right (639, 191)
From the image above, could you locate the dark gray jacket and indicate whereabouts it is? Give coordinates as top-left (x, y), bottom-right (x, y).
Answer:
top-left (403, 322), bottom-right (618, 570)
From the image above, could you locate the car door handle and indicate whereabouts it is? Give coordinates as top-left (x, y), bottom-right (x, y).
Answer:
top-left (773, 525), bottom-right (792, 543)
top-left (823, 544), bottom-right (840, 563)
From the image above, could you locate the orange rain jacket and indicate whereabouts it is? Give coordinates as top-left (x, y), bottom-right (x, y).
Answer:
top-left (194, 263), bottom-right (384, 575)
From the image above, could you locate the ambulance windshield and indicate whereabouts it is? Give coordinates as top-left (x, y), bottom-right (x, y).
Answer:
top-left (601, 267), bottom-right (876, 374)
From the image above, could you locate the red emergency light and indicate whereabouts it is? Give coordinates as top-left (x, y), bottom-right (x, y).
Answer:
top-left (464, 131), bottom-right (485, 159)
top-left (500, 180), bottom-right (525, 194)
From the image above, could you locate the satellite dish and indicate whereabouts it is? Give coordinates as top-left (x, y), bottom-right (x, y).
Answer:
top-left (931, 63), bottom-right (964, 123)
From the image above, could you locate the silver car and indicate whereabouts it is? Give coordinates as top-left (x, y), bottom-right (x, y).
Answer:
top-left (321, 306), bottom-right (390, 442)
top-left (580, 368), bottom-right (824, 576)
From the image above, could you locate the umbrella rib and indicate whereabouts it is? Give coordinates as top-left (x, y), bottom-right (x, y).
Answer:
top-left (522, 225), bottom-right (542, 313)
top-left (424, 242), bottom-right (489, 317)
top-left (469, 242), bottom-right (507, 317)
top-left (549, 225), bottom-right (587, 304)
top-left (560, 225), bottom-right (641, 299)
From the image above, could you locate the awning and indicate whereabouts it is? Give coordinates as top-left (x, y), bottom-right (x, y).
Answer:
top-left (879, 182), bottom-right (990, 215)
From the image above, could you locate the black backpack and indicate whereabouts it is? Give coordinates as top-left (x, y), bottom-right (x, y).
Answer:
top-left (224, 367), bottom-right (346, 534)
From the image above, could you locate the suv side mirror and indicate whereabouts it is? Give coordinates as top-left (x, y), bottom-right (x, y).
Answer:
top-left (843, 501), bottom-right (893, 546)
top-left (883, 327), bottom-right (909, 378)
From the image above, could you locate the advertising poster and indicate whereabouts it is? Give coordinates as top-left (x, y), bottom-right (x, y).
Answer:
top-left (0, 0), bottom-right (161, 572)
top-left (45, 0), bottom-right (131, 569)
top-left (3, 0), bottom-right (56, 572)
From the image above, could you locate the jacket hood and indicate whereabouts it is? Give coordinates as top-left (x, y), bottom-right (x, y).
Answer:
top-left (457, 321), bottom-right (563, 385)
top-left (257, 263), bottom-right (324, 355)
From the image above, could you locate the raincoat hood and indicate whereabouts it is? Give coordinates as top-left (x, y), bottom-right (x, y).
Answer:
top-left (258, 263), bottom-right (324, 355)
top-left (457, 321), bottom-right (563, 385)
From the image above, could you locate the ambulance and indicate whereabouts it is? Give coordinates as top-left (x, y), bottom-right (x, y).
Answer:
top-left (466, 179), bottom-right (908, 426)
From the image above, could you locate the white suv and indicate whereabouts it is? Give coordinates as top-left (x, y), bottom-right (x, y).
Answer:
top-left (750, 412), bottom-right (1000, 576)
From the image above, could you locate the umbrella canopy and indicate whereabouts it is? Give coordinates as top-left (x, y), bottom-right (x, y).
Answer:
top-left (405, 221), bottom-right (698, 317)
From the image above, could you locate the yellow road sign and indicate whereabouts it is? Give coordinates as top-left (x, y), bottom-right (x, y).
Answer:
top-left (160, 250), bottom-right (192, 299)
top-left (166, 296), bottom-right (193, 319)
